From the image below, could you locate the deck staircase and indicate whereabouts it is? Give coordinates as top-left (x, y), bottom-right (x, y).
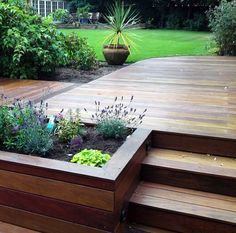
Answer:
top-left (127, 140), bottom-right (236, 233)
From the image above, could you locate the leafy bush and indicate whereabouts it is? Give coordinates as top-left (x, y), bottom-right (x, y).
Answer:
top-left (208, 0), bottom-right (236, 56)
top-left (52, 9), bottom-right (69, 21)
top-left (0, 2), bottom-right (97, 79)
top-left (185, 13), bottom-right (208, 31)
top-left (55, 109), bottom-right (83, 142)
top-left (166, 12), bottom-right (184, 29)
top-left (96, 118), bottom-right (128, 139)
top-left (85, 96), bottom-right (147, 139)
top-left (0, 97), bottom-right (53, 155)
top-left (71, 149), bottom-right (111, 167)
top-left (64, 33), bottom-right (97, 70)
top-left (14, 123), bottom-right (53, 155)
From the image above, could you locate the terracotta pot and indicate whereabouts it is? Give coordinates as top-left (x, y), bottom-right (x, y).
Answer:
top-left (103, 45), bottom-right (130, 65)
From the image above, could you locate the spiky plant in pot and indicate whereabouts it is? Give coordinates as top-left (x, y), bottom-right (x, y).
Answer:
top-left (103, 0), bottom-right (140, 65)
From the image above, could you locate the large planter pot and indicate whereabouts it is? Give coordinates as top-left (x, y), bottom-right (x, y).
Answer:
top-left (103, 45), bottom-right (130, 65)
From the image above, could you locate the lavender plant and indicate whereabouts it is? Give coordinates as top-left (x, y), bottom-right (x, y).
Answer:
top-left (0, 96), bottom-right (53, 155)
top-left (84, 96), bottom-right (147, 139)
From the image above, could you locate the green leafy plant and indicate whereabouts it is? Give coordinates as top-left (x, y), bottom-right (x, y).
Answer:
top-left (63, 33), bottom-right (97, 70)
top-left (71, 149), bottom-right (111, 167)
top-left (55, 109), bottom-right (83, 142)
top-left (103, 0), bottom-right (140, 49)
top-left (96, 118), bottom-right (128, 139)
top-left (85, 96), bottom-right (147, 139)
top-left (208, 0), bottom-right (236, 56)
top-left (0, 2), bottom-right (97, 79)
top-left (52, 8), bottom-right (69, 21)
top-left (77, 4), bottom-right (90, 18)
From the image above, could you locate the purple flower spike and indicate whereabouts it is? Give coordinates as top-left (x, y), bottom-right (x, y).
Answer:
top-left (70, 136), bottom-right (83, 147)
top-left (12, 125), bottom-right (20, 134)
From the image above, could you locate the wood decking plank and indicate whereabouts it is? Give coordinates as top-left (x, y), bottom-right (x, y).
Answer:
top-left (144, 148), bottom-right (236, 177)
top-left (131, 182), bottom-right (236, 223)
top-left (43, 56), bottom-right (236, 140)
top-left (0, 221), bottom-right (39, 233)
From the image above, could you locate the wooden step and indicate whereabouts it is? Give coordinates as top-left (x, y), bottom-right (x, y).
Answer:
top-left (142, 148), bottom-right (236, 196)
top-left (127, 224), bottom-right (176, 233)
top-left (128, 182), bottom-right (236, 233)
top-left (0, 221), bottom-right (39, 233)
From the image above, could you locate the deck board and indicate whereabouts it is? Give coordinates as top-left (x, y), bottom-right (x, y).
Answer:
top-left (44, 56), bottom-right (236, 140)
top-left (0, 221), bottom-right (38, 233)
top-left (0, 79), bottom-right (75, 103)
top-left (131, 182), bottom-right (236, 224)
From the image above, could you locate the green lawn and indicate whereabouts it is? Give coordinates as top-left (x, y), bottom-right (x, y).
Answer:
top-left (59, 29), bottom-right (212, 62)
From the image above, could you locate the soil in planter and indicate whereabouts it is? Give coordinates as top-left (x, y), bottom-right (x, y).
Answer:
top-left (47, 126), bottom-right (126, 162)
top-left (0, 126), bottom-right (126, 163)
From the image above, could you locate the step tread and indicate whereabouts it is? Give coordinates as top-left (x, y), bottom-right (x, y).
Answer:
top-left (130, 182), bottom-right (236, 224)
top-left (128, 224), bottom-right (176, 233)
top-left (143, 148), bottom-right (236, 178)
top-left (0, 221), bottom-right (38, 233)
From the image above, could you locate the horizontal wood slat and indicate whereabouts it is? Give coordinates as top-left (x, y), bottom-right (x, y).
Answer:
top-left (0, 151), bottom-right (114, 190)
top-left (0, 187), bottom-right (115, 231)
top-left (0, 169), bottom-right (114, 211)
top-left (0, 205), bottom-right (109, 233)
top-left (151, 131), bottom-right (236, 157)
top-left (128, 203), bottom-right (236, 233)
top-left (129, 182), bottom-right (236, 233)
top-left (141, 148), bottom-right (236, 196)
top-left (0, 221), bottom-right (39, 233)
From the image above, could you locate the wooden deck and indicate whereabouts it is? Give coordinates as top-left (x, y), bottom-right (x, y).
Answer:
top-left (0, 79), bottom-right (75, 103)
top-left (0, 56), bottom-right (236, 233)
top-left (44, 56), bottom-right (236, 140)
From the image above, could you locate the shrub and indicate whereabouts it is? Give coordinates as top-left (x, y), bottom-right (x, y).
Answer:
top-left (71, 149), bottom-right (111, 167)
top-left (0, 98), bottom-right (53, 155)
top-left (166, 12), bottom-right (184, 29)
top-left (185, 13), bottom-right (208, 31)
top-left (52, 8), bottom-right (69, 21)
top-left (63, 33), bottom-right (97, 70)
top-left (55, 109), bottom-right (83, 142)
top-left (0, 2), bottom-right (67, 79)
top-left (85, 96), bottom-right (147, 139)
top-left (15, 123), bottom-right (53, 155)
top-left (96, 118), bottom-right (128, 139)
top-left (0, 2), bottom-right (97, 79)
top-left (208, 0), bottom-right (236, 56)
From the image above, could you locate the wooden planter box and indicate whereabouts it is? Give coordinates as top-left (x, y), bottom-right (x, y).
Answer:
top-left (0, 128), bottom-right (151, 233)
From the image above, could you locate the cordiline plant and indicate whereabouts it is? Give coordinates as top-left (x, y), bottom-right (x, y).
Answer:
top-left (103, 0), bottom-right (140, 50)
top-left (84, 96), bottom-right (147, 139)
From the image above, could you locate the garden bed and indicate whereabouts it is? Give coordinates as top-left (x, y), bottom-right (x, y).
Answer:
top-left (0, 127), bottom-right (151, 233)
top-left (40, 63), bottom-right (125, 84)
top-left (0, 125), bottom-right (125, 163)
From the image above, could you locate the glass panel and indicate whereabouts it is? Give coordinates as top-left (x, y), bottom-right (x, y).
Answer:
top-left (46, 1), bottom-right (51, 16)
top-left (32, 0), bottom-right (38, 13)
top-left (52, 2), bottom-right (57, 12)
top-left (58, 2), bottom-right (63, 9)
top-left (39, 1), bottom-right (45, 17)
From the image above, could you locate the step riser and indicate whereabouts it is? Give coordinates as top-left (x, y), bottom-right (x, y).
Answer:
top-left (128, 204), bottom-right (236, 233)
top-left (152, 132), bottom-right (236, 158)
top-left (141, 165), bottom-right (236, 196)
